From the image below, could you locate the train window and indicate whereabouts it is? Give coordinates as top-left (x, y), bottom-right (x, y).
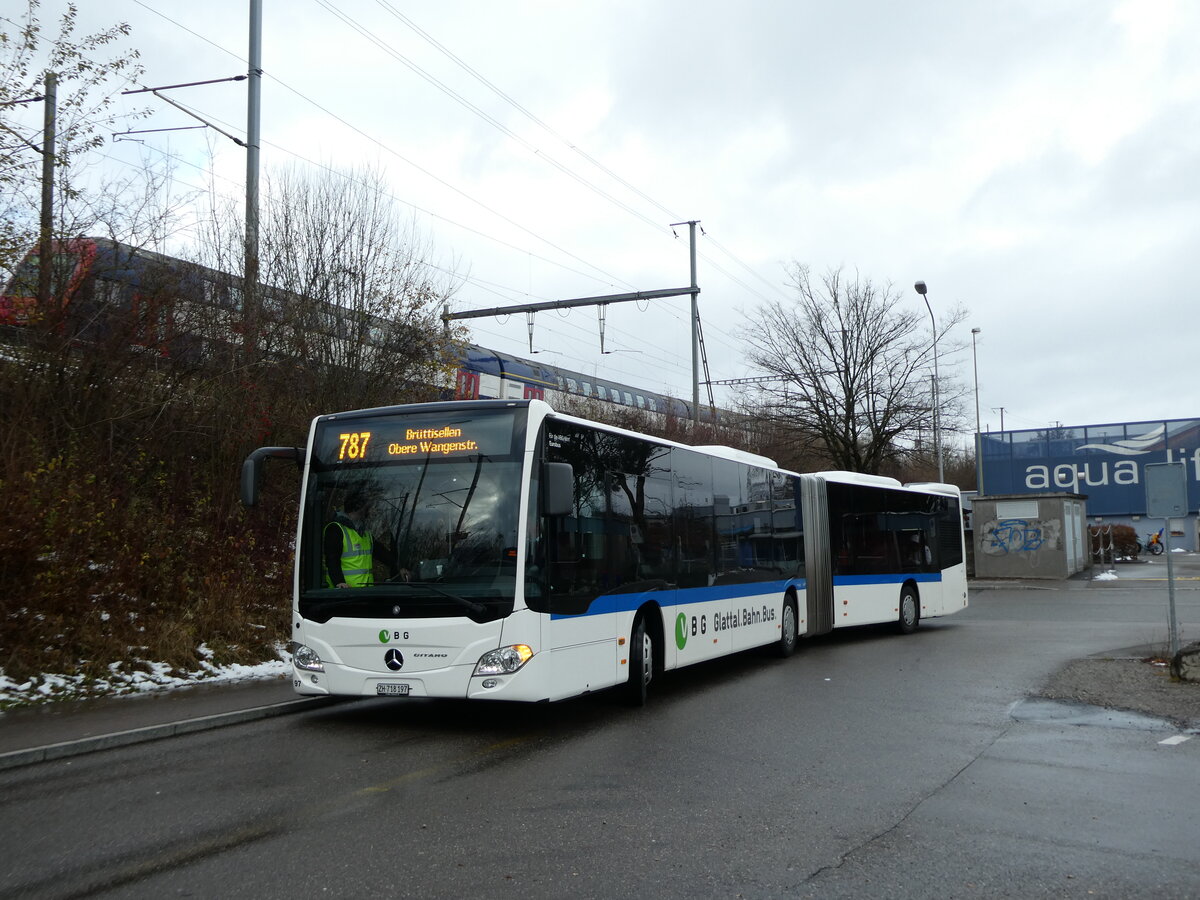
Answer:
top-left (635, 395), bottom-right (646, 409)
top-left (597, 385), bottom-right (608, 400)
top-left (203, 280), bottom-right (229, 308)
top-left (646, 398), bottom-right (658, 412)
top-left (581, 381), bottom-right (592, 396)
top-left (566, 377), bottom-right (577, 393)
top-left (623, 391), bottom-right (634, 406)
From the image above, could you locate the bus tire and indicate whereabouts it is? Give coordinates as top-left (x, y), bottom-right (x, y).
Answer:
top-left (897, 584), bottom-right (920, 635)
top-left (775, 594), bottom-right (799, 658)
top-left (624, 614), bottom-right (653, 707)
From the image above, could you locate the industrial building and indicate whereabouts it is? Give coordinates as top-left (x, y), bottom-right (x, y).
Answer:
top-left (979, 418), bottom-right (1199, 551)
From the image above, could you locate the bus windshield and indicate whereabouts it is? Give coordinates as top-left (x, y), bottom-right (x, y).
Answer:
top-left (298, 406), bottom-right (529, 623)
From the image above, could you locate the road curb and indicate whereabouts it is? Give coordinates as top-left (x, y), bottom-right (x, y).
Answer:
top-left (0, 696), bottom-right (337, 773)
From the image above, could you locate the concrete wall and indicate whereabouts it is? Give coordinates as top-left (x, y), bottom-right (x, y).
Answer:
top-left (974, 493), bottom-right (1089, 579)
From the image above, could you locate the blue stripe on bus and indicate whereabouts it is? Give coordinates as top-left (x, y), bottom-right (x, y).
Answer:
top-left (548, 571), bottom-right (942, 619)
top-left (833, 573), bottom-right (943, 586)
top-left (549, 580), bottom-right (804, 619)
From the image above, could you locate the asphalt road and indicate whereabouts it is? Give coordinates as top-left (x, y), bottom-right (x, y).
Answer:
top-left (1, 582), bottom-right (1198, 899)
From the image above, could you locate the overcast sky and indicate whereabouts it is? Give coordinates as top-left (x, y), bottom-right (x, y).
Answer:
top-left (48, 1), bottom-right (1200, 440)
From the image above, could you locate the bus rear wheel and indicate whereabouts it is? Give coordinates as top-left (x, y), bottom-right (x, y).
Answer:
top-left (775, 595), bottom-right (798, 658)
top-left (624, 615), bottom-right (653, 706)
top-left (897, 585), bottom-right (920, 635)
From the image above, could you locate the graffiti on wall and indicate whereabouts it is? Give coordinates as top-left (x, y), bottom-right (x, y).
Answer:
top-left (981, 517), bottom-right (1061, 555)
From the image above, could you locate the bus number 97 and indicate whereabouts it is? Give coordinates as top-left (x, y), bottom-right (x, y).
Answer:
top-left (338, 431), bottom-right (372, 460)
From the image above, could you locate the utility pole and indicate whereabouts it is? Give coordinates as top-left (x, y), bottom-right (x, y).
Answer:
top-left (687, 221), bottom-right (699, 428)
top-left (37, 71), bottom-right (57, 309)
top-left (669, 221), bottom-right (701, 428)
top-left (244, 0), bottom-right (262, 351)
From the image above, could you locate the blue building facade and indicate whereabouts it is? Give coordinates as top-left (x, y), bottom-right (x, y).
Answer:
top-left (980, 418), bottom-right (1200, 549)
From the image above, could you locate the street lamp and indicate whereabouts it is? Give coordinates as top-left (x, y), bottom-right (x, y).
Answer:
top-left (971, 327), bottom-right (983, 495)
top-left (913, 280), bottom-right (943, 483)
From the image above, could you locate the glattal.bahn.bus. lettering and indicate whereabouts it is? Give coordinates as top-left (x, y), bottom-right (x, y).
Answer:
top-left (713, 605), bottom-right (777, 633)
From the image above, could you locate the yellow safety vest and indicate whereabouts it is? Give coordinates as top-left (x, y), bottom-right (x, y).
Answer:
top-left (325, 521), bottom-right (374, 587)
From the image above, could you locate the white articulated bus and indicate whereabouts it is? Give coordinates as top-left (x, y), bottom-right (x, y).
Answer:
top-left (241, 399), bottom-right (968, 705)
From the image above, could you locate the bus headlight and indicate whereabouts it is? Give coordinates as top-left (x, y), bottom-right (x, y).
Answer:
top-left (473, 644), bottom-right (533, 676)
top-left (291, 643), bottom-right (324, 672)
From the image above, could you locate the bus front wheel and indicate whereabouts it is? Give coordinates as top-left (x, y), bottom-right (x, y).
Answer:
top-left (625, 615), bottom-right (653, 707)
top-left (897, 585), bottom-right (920, 635)
top-left (775, 595), bottom-right (799, 657)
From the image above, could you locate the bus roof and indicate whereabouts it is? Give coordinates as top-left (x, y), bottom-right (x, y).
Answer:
top-left (691, 445), bottom-right (779, 469)
top-left (814, 471), bottom-right (903, 488)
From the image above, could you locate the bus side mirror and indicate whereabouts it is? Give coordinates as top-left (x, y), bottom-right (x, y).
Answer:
top-left (240, 446), bottom-right (303, 507)
top-left (544, 462), bottom-right (574, 517)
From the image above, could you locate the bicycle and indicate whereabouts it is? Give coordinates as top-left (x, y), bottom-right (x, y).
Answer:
top-left (1136, 529), bottom-right (1165, 556)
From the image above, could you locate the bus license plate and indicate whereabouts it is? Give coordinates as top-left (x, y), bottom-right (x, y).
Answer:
top-left (376, 683), bottom-right (411, 696)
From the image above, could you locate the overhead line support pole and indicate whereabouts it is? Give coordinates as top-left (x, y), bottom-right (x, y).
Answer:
top-left (690, 221), bottom-right (699, 428)
top-left (441, 286), bottom-right (698, 322)
top-left (244, 0), bottom-right (262, 350)
top-left (670, 220), bottom-right (701, 428)
top-left (37, 71), bottom-right (56, 309)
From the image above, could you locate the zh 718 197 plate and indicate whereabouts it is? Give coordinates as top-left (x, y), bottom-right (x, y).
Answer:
top-left (376, 683), bottom-right (411, 696)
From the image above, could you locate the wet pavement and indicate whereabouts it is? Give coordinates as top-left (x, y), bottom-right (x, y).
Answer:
top-left (2, 558), bottom-right (1197, 772)
top-left (0, 676), bottom-right (334, 771)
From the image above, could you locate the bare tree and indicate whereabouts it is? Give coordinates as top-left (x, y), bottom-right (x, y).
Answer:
top-left (193, 163), bottom-right (467, 426)
top-left (740, 264), bottom-right (967, 475)
top-left (0, 1), bottom-right (148, 269)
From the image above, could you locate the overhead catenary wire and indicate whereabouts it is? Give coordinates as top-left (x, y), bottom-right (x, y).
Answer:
top-left (110, 3), bottom-right (778, 394)
top-left (135, 0), bottom-right (786, 322)
top-left (4, 26), bottom-right (690, 376)
top-left (128, 0), bottom-right (635, 292)
top-left (110, 10), bottom-right (694, 369)
top-left (332, 1), bottom-right (789, 318)
top-left (314, 0), bottom-right (672, 238)
top-left (85, 2), bottom-right (789, 326)
top-left (372, 0), bottom-right (685, 224)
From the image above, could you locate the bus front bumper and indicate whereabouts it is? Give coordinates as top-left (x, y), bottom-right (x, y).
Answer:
top-left (290, 650), bottom-right (552, 702)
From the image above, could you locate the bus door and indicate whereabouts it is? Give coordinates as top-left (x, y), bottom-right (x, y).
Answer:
top-left (799, 474), bottom-right (834, 636)
top-left (677, 453), bottom-right (730, 663)
top-left (542, 461), bottom-right (619, 695)
top-left (606, 468), bottom-right (677, 668)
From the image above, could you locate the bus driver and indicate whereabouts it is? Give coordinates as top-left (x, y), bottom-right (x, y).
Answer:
top-left (323, 488), bottom-right (399, 587)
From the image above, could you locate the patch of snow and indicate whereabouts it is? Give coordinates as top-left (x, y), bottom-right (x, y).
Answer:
top-left (1093, 571), bottom-right (1119, 581)
top-left (0, 645), bottom-right (290, 708)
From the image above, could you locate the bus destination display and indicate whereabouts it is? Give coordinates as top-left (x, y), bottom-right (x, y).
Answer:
top-left (390, 425), bottom-right (477, 457)
top-left (317, 413), bottom-right (516, 465)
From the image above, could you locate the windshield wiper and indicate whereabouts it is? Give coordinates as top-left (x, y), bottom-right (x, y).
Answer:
top-left (394, 581), bottom-right (487, 616)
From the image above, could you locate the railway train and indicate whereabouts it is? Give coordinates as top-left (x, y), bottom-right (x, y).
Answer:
top-left (1, 236), bottom-right (705, 421)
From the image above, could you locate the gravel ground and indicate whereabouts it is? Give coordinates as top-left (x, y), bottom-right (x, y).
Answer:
top-left (1039, 654), bottom-right (1200, 730)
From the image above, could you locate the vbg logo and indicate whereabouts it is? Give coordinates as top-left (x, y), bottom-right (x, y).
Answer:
top-left (674, 613), bottom-right (688, 650)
